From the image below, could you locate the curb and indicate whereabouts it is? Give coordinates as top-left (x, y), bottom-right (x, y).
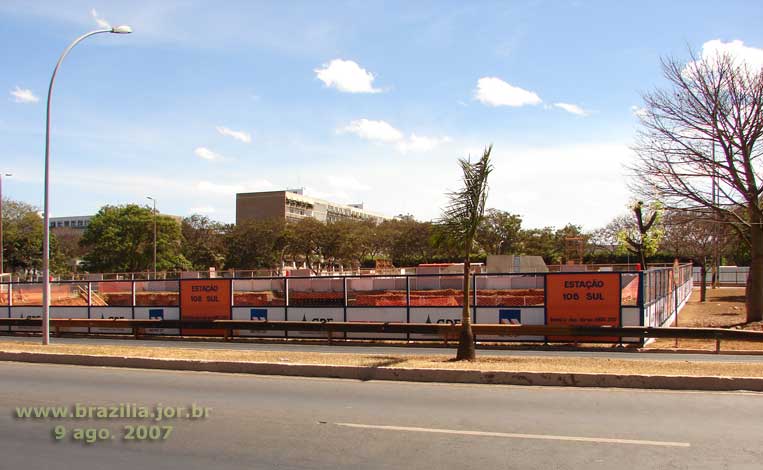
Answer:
top-left (2, 351), bottom-right (763, 392)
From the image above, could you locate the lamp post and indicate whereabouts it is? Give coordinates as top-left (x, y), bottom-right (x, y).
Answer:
top-left (0, 173), bottom-right (12, 276)
top-left (146, 196), bottom-right (157, 278)
top-left (42, 25), bottom-right (133, 345)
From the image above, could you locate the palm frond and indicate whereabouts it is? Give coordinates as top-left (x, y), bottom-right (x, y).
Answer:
top-left (438, 145), bottom-right (494, 247)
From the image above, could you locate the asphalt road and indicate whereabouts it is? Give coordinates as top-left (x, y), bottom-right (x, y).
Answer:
top-left (0, 362), bottom-right (760, 469)
top-left (2, 333), bottom-right (763, 363)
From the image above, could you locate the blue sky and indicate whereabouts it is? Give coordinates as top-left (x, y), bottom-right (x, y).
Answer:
top-left (2, 0), bottom-right (762, 229)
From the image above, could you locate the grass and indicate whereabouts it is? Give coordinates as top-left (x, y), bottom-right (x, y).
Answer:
top-left (1, 340), bottom-right (762, 378)
top-left (648, 287), bottom-right (763, 351)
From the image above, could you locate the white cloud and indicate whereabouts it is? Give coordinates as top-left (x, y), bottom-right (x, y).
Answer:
top-left (338, 119), bottom-right (451, 154)
top-left (474, 77), bottom-right (542, 107)
top-left (197, 179), bottom-right (273, 195)
top-left (485, 142), bottom-right (634, 229)
top-left (303, 186), bottom-right (350, 203)
top-left (699, 39), bottom-right (763, 71)
top-left (338, 119), bottom-right (403, 143)
top-left (553, 102), bottom-right (588, 116)
top-left (326, 175), bottom-right (371, 191)
top-left (397, 133), bottom-right (452, 153)
top-left (10, 86), bottom-right (38, 104)
top-left (216, 126), bottom-right (252, 143)
top-left (189, 206), bottom-right (216, 214)
top-left (194, 147), bottom-right (224, 161)
top-left (315, 59), bottom-right (381, 93)
top-left (90, 8), bottom-right (111, 29)
top-left (196, 181), bottom-right (243, 195)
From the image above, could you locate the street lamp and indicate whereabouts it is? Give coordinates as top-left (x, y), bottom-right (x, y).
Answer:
top-left (42, 25), bottom-right (133, 345)
top-left (0, 173), bottom-right (12, 276)
top-left (146, 196), bottom-right (157, 278)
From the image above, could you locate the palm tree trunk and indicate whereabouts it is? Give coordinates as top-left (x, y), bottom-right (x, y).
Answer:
top-left (456, 254), bottom-right (476, 361)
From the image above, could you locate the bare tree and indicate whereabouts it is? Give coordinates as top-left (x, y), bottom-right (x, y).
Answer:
top-left (661, 210), bottom-right (725, 302)
top-left (632, 48), bottom-right (763, 322)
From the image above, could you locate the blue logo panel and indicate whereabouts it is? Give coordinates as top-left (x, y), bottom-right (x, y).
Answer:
top-left (250, 308), bottom-right (267, 321)
top-left (499, 309), bottom-right (521, 325)
top-left (148, 309), bottom-right (164, 320)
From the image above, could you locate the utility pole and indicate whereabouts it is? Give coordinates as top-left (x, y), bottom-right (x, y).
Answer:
top-left (146, 196), bottom-right (157, 278)
top-left (0, 173), bottom-right (12, 275)
top-left (41, 25), bottom-right (133, 345)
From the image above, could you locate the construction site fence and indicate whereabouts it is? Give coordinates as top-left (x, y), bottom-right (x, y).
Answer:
top-left (644, 264), bottom-right (694, 327)
top-left (0, 266), bottom-right (694, 345)
top-left (692, 266), bottom-right (749, 286)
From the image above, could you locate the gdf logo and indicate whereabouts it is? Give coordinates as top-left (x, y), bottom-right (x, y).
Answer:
top-left (301, 314), bottom-right (334, 323)
top-left (425, 315), bottom-right (461, 325)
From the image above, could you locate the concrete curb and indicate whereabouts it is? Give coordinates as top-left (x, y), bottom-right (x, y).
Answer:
top-left (2, 350), bottom-right (762, 392)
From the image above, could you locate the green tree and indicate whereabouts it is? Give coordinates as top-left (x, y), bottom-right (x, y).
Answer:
top-left (285, 217), bottom-right (326, 273)
top-left (80, 204), bottom-right (190, 273)
top-left (617, 201), bottom-right (663, 270)
top-left (1, 199), bottom-right (65, 277)
top-left (182, 214), bottom-right (228, 270)
top-left (224, 218), bottom-right (286, 270)
top-left (476, 209), bottom-right (522, 255)
top-left (52, 227), bottom-right (87, 272)
top-left (519, 227), bottom-right (561, 264)
top-left (438, 145), bottom-right (493, 361)
top-left (321, 219), bottom-right (377, 270)
top-left (378, 216), bottom-right (437, 267)
top-left (588, 215), bottom-right (632, 260)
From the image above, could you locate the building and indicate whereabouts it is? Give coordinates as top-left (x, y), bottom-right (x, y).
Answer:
top-left (49, 212), bottom-right (183, 230)
top-left (49, 215), bottom-right (92, 230)
top-left (236, 189), bottom-right (389, 225)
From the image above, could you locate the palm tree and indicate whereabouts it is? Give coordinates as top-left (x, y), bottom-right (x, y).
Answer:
top-left (438, 145), bottom-right (493, 361)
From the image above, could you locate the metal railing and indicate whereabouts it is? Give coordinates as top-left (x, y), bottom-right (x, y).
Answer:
top-left (0, 318), bottom-right (759, 353)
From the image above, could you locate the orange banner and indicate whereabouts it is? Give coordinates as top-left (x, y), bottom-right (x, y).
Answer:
top-left (180, 279), bottom-right (231, 336)
top-left (546, 273), bottom-right (621, 341)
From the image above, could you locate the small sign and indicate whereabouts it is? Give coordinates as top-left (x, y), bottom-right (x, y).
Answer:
top-left (180, 279), bottom-right (232, 336)
top-left (148, 309), bottom-right (164, 320)
top-left (250, 308), bottom-right (267, 321)
top-left (546, 273), bottom-right (621, 341)
top-left (499, 309), bottom-right (521, 325)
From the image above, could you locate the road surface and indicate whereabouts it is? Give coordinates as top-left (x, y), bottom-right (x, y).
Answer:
top-left (0, 362), bottom-right (760, 469)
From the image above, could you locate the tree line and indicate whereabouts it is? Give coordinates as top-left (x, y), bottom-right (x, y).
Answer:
top-left (0, 197), bottom-right (748, 280)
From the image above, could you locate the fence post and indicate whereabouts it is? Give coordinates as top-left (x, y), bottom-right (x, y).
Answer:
top-left (6, 282), bottom-right (11, 331)
top-left (87, 281), bottom-right (92, 335)
top-left (343, 276), bottom-right (348, 322)
top-left (405, 276), bottom-right (411, 342)
top-left (342, 276), bottom-right (348, 342)
top-left (284, 277), bottom-right (289, 339)
top-left (638, 271), bottom-right (646, 346)
top-left (131, 280), bottom-right (136, 322)
top-left (472, 273), bottom-right (477, 323)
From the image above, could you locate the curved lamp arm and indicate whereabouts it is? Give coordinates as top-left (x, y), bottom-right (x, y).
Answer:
top-left (42, 26), bottom-right (132, 345)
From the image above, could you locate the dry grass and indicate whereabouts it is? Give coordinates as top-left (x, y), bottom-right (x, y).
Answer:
top-left (648, 287), bottom-right (763, 351)
top-left (1, 340), bottom-right (762, 378)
